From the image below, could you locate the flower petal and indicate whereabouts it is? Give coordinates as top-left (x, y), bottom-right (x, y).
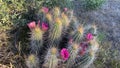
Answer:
top-left (86, 33), bottom-right (93, 40)
top-left (60, 48), bottom-right (70, 60)
top-left (42, 22), bottom-right (48, 31)
top-left (27, 21), bottom-right (36, 30)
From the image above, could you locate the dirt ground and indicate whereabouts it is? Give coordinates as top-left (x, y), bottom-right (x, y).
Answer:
top-left (74, 0), bottom-right (120, 49)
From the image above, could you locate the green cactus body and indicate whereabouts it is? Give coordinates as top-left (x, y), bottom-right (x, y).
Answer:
top-left (53, 7), bottom-right (60, 18)
top-left (48, 55), bottom-right (58, 68)
top-left (74, 39), bottom-right (99, 68)
top-left (72, 26), bottom-right (84, 43)
top-left (31, 40), bottom-right (42, 54)
top-left (66, 24), bottom-right (99, 68)
top-left (67, 43), bottom-right (80, 68)
top-left (26, 54), bottom-right (39, 68)
top-left (46, 13), bottom-right (53, 23)
top-left (61, 12), bottom-right (69, 29)
top-left (73, 31), bottom-right (83, 43)
top-left (74, 53), bottom-right (95, 68)
top-left (49, 18), bottom-right (62, 46)
top-left (44, 47), bottom-right (58, 68)
top-left (30, 27), bottom-right (43, 54)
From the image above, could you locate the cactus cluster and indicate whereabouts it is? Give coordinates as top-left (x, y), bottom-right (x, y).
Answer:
top-left (26, 7), bottom-right (99, 68)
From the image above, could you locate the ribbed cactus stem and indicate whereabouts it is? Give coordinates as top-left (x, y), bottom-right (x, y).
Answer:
top-left (67, 43), bottom-right (80, 68)
top-left (60, 11), bottom-right (74, 36)
top-left (74, 53), bottom-right (95, 68)
top-left (46, 13), bottom-right (53, 22)
top-left (31, 27), bottom-right (43, 40)
top-left (44, 47), bottom-right (58, 68)
top-left (49, 18), bottom-right (62, 46)
top-left (31, 40), bottom-right (42, 54)
top-left (82, 39), bottom-right (99, 68)
top-left (30, 26), bottom-right (43, 54)
top-left (66, 17), bottom-right (79, 36)
top-left (26, 54), bottom-right (39, 68)
top-left (75, 39), bottom-right (99, 68)
top-left (49, 55), bottom-right (58, 68)
top-left (53, 7), bottom-right (60, 17)
top-left (73, 26), bottom-right (84, 43)
top-left (61, 12), bottom-right (69, 28)
top-left (72, 35), bottom-right (99, 68)
top-left (83, 55), bottom-right (95, 68)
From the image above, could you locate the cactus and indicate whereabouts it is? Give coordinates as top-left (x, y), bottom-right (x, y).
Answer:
top-left (67, 43), bottom-right (80, 68)
top-left (72, 25), bottom-right (84, 43)
top-left (49, 17), bottom-right (63, 46)
top-left (28, 21), bottom-right (44, 54)
top-left (26, 7), bottom-right (99, 68)
top-left (26, 54), bottom-right (39, 68)
top-left (43, 47), bottom-right (59, 68)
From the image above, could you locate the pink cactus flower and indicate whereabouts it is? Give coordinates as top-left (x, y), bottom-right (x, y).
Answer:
top-left (27, 21), bottom-right (36, 30)
top-left (86, 33), bottom-right (93, 40)
top-left (42, 22), bottom-right (48, 31)
top-left (64, 8), bottom-right (68, 12)
top-left (42, 7), bottom-right (49, 13)
top-left (60, 48), bottom-right (70, 61)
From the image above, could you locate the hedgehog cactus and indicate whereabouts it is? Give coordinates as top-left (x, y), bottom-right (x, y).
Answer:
top-left (72, 25), bottom-right (84, 43)
top-left (49, 17), bottom-right (63, 46)
top-left (28, 21), bottom-right (44, 54)
top-left (67, 43), bottom-right (80, 68)
top-left (26, 54), bottom-right (39, 68)
top-left (44, 47), bottom-right (59, 68)
top-left (26, 7), bottom-right (99, 68)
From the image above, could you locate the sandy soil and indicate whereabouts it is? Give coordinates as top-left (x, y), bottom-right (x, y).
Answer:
top-left (74, 0), bottom-right (120, 50)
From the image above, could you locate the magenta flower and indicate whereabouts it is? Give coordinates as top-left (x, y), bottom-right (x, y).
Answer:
top-left (27, 21), bottom-right (36, 30)
top-left (86, 33), bottom-right (93, 40)
top-left (64, 8), bottom-right (68, 12)
top-left (42, 7), bottom-right (49, 13)
top-left (60, 48), bottom-right (70, 61)
top-left (42, 22), bottom-right (48, 31)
